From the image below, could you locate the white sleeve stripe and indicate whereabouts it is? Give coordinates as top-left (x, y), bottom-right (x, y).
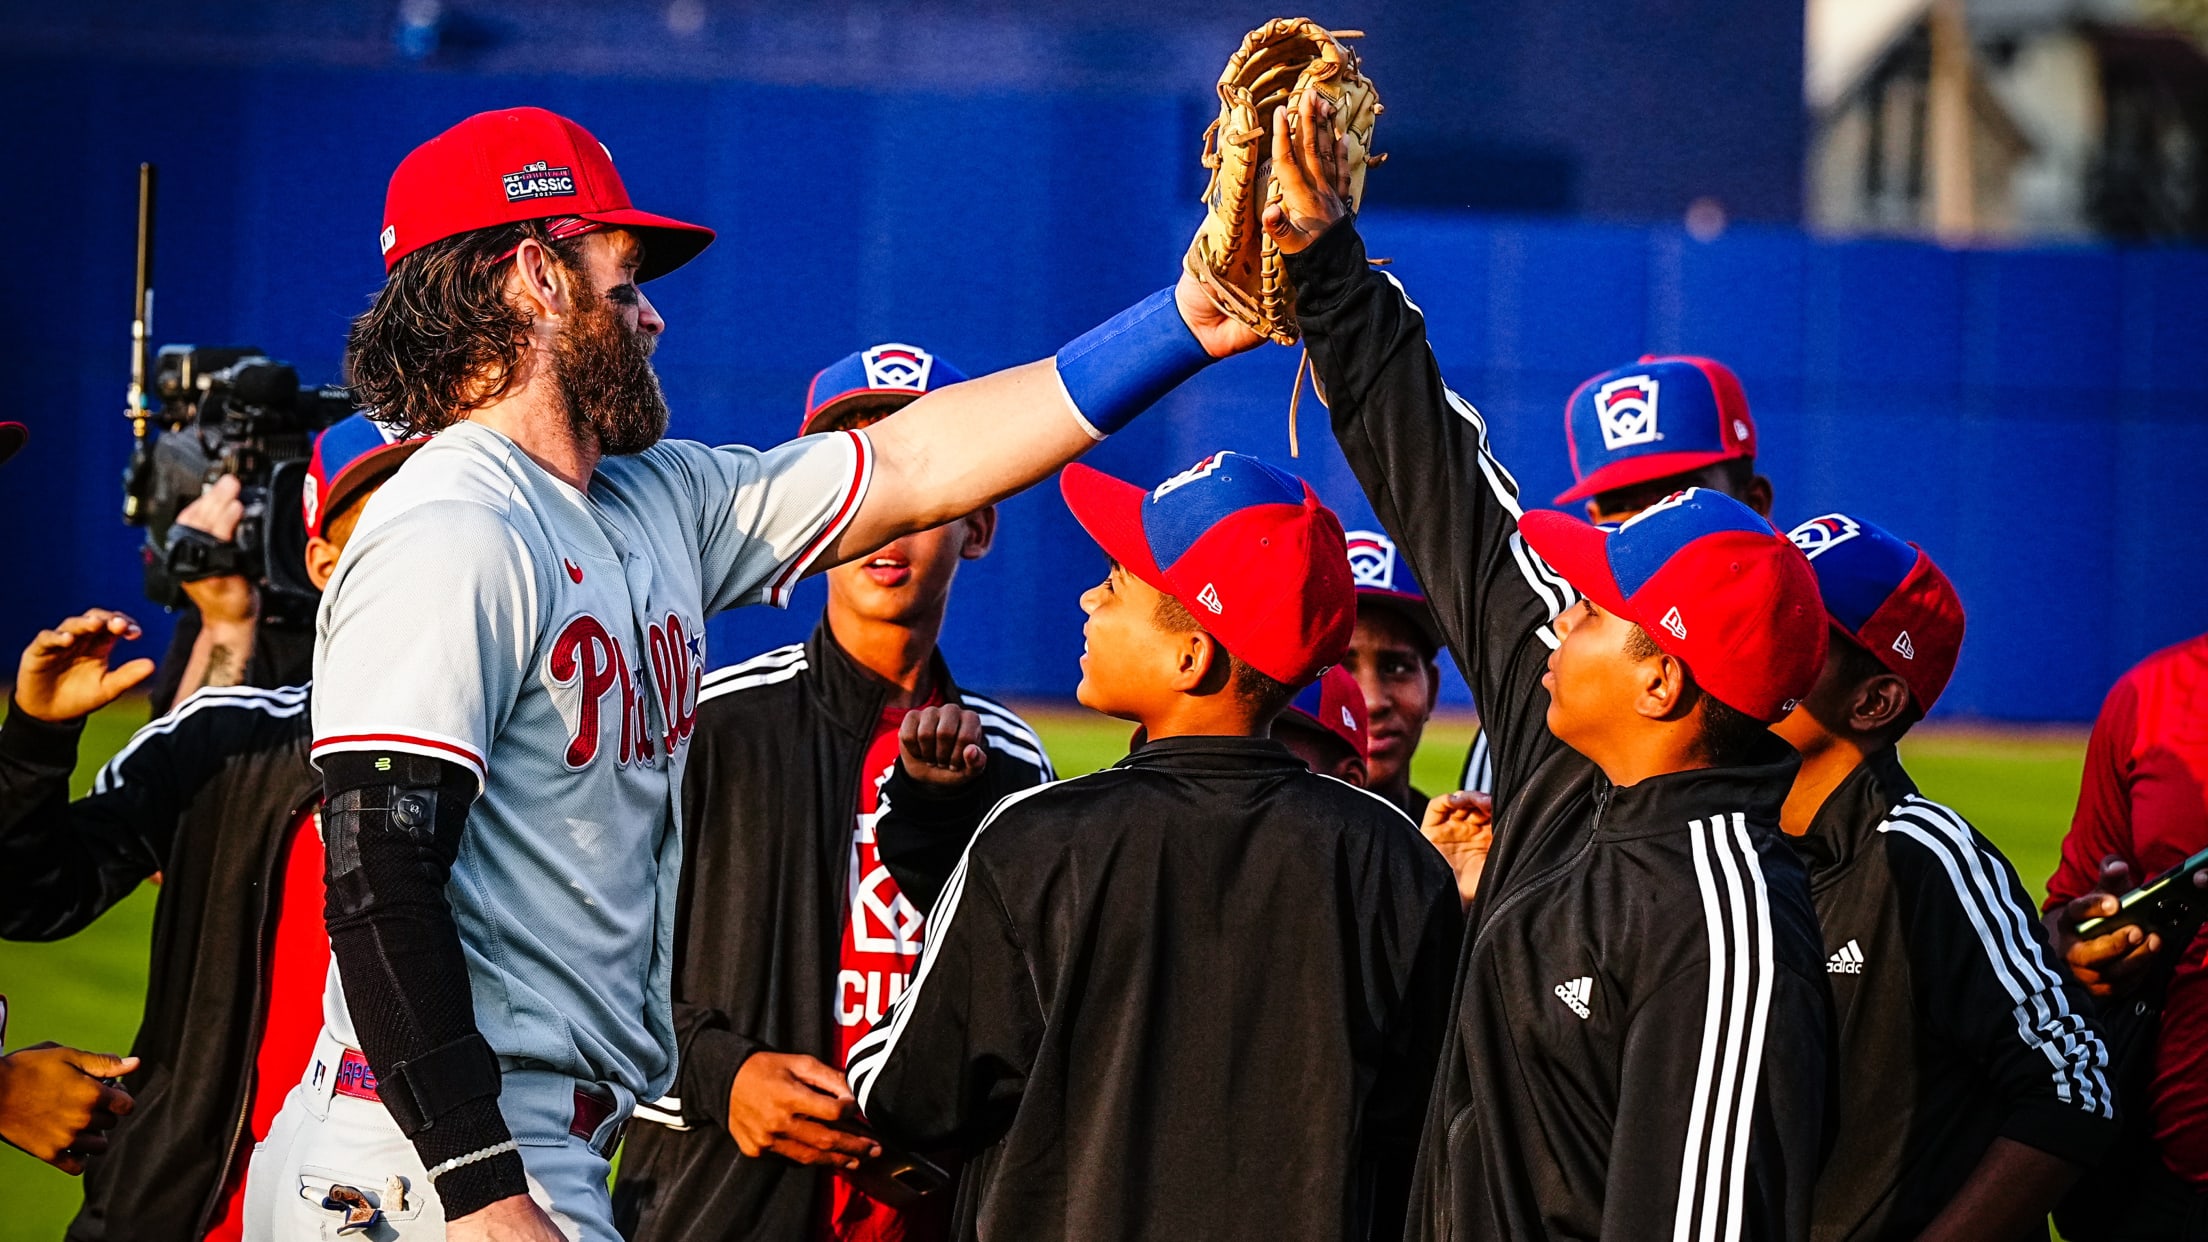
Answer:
top-left (702, 645), bottom-right (806, 685)
top-left (767, 429), bottom-right (875, 607)
top-left (1460, 728), bottom-right (1493, 796)
top-left (94, 686), bottom-right (312, 794)
top-left (1317, 773), bottom-right (1419, 825)
top-left (698, 658), bottom-right (809, 703)
top-left (1880, 799), bottom-right (2113, 1117)
top-left (980, 732), bottom-right (1047, 772)
top-left (632, 1098), bottom-right (689, 1130)
top-left (847, 778), bottom-right (1067, 1110)
top-left (964, 704), bottom-right (1047, 750)
top-left (1377, 271), bottom-right (1573, 647)
top-left (1675, 812), bottom-right (1775, 1242)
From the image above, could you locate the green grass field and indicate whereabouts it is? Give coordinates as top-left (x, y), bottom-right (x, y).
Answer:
top-left (0, 699), bottom-right (2089, 1239)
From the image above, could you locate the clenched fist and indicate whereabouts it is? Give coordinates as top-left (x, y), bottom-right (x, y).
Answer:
top-left (1421, 790), bottom-right (1495, 911)
top-left (898, 704), bottom-right (989, 789)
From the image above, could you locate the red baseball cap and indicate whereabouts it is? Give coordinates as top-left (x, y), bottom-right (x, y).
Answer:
top-left (1785, 513), bottom-right (1965, 713)
top-left (1281, 664), bottom-right (1370, 763)
top-left (1556, 356), bottom-right (1756, 505)
top-left (303, 414), bottom-right (427, 538)
top-left (1520, 488), bottom-right (1827, 722)
top-left (380, 107), bottom-right (714, 281)
top-left (0, 422), bottom-right (24, 467)
top-left (1060, 451), bottom-right (1355, 686)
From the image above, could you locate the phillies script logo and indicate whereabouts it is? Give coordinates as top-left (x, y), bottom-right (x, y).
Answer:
top-left (547, 612), bottom-right (702, 769)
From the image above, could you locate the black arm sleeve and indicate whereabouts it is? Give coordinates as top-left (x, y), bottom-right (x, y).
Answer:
top-left (320, 750), bottom-right (527, 1220)
top-left (876, 762), bottom-right (997, 918)
top-left (0, 700), bottom-right (179, 939)
top-left (1286, 221), bottom-right (1576, 798)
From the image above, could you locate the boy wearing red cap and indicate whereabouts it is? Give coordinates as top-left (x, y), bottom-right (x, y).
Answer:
top-left (1266, 94), bottom-right (1831, 1241)
top-left (1768, 514), bottom-right (2114, 1241)
top-left (844, 452), bottom-right (1462, 1242)
top-left (290, 107), bottom-right (1259, 1242)
top-left (1273, 663), bottom-right (1371, 784)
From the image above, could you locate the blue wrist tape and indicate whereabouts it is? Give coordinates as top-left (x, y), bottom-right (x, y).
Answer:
top-left (1053, 286), bottom-right (1216, 439)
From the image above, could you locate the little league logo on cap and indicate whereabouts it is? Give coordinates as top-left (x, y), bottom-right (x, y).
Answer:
top-left (1344, 528), bottom-right (1445, 650)
top-left (1786, 513), bottom-right (1965, 713)
top-left (380, 107), bottom-right (714, 282)
top-left (1060, 451), bottom-right (1354, 686)
top-left (304, 414), bottom-right (426, 538)
top-left (1518, 488), bottom-right (1827, 722)
top-left (1283, 664), bottom-right (1370, 762)
top-left (1558, 356), bottom-right (1756, 506)
top-left (802, 343), bottom-right (970, 436)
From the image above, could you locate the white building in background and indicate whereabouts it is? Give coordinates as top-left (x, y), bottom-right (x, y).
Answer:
top-left (1807, 0), bottom-right (2208, 241)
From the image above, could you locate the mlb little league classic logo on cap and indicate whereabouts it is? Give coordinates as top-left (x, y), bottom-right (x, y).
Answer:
top-left (1786, 513), bottom-right (1965, 713)
top-left (1060, 451), bottom-right (1355, 687)
top-left (1557, 356), bottom-right (1756, 505)
top-left (801, 344), bottom-right (970, 436)
top-left (1518, 488), bottom-right (1827, 722)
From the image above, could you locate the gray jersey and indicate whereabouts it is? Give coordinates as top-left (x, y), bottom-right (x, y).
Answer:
top-left (311, 419), bottom-right (874, 1099)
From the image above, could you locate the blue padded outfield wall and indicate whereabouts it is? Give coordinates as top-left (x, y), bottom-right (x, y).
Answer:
top-left (2, 57), bottom-right (2203, 722)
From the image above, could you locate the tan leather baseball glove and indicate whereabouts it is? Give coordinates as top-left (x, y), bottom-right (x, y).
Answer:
top-left (1184, 18), bottom-right (1381, 346)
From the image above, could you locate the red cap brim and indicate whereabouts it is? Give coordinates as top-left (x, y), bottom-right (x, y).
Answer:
top-left (1553, 448), bottom-right (1744, 505)
top-left (0, 422), bottom-right (25, 467)
top-left (580, 207), bottom-right (715, 282)
top-left (1517, 511), bottom-right (1629, 616)
top-left (1059, 464), bottom-right (1169, 592)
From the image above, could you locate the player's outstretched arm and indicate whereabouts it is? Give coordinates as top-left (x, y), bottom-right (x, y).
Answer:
top-left (817, 276), bottom-right (1264, 568)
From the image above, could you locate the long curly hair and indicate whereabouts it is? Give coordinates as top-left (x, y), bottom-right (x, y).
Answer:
top-left (346, 221), bottom-right (590, 437)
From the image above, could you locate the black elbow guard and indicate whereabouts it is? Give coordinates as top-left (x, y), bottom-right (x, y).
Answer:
top-left (320, 751), bottom-right (475, 920)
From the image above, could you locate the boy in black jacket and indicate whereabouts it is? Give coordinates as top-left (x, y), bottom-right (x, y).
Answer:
top-left (1265, 93), bottom-right (1834, 1241)
top-left (614, 344), bottom-right (1055, 1242)
top-left (0, 414), bottom-right (419, 1241)
top-left (1770, 513), bottom-right (2114, 1241)
top-left (846, 451), bottom-right (1463, 1242)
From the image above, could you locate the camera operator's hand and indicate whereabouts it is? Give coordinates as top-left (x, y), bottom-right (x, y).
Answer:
top-left (175, 475), bottom-right (258, 629)
top-left (14, 610), bottom-right (155, 724)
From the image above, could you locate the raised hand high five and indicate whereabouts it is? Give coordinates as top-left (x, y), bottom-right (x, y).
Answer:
top-left (13, 610), bottom-right (156, 724)
top-left (1264, 90), bottom-right (1355, 256)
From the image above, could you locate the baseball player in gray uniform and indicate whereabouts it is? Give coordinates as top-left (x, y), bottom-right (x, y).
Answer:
top-left (241, 107), bottom-right (1260, 1242)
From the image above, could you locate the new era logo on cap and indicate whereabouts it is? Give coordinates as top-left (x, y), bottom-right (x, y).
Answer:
top-left (1061, 451), bottom-right (1354, 686)
top-left (1558, 356), bottom-right (1756, 506)
top-left (1282, 664), bottom-right (1369, 763)
top-left (1785, 512), bottom-right (1965, 715)
top-left (1518, 488), bottom-right (1827, 722)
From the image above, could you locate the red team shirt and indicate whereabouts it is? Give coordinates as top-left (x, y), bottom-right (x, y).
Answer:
top-left (820, 697), bottom-right (950, 1242)
top-left (206, 807), bottom-right (331, 1240)
top-left (2046, 634), bottom-right (2208, 1187)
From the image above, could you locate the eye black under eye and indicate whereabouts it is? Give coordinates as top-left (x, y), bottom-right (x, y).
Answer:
top-left (606, 284), bottom-right (641, 306)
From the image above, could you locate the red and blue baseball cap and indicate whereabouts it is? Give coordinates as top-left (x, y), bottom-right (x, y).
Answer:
top-left (1281, 663), bottom-right (1370, 763)
top-left (801, 343), bottom-right (970, 436)
top-left (0, 422), bottom-right (25, 468)
top-left (381, 107), bottom-right (714, 281)
top-left (1557, 356), bottom-right (1756, 505)
top-left (303, 414), bottom-right (427, 538)
top-left (1519, 488), bottom-right (1826, 722)
top-left (1786, 514), bottom-right (1965, 712)
top-left (1060, 451), bottom-right (1354, 686)
top-left (1344, 528), bottom-right (1444, 651)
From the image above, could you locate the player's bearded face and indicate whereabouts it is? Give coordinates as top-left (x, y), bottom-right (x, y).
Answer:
top-left (553, 276), bottom-right (668, 456)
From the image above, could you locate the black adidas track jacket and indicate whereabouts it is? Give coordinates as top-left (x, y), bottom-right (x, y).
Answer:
top-left (846, 736), bottom-right (1464, 1242)
top-left (1793, 745), bottom-right (2114, 1241)
top-left (612, 621), bottom-right (1053, 1242)
top-left (1287, 220), bottom-right (1834, 1242)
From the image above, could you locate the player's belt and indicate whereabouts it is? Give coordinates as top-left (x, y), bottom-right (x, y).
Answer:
top-left (332, 1048), bottom-right (619, 1145)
